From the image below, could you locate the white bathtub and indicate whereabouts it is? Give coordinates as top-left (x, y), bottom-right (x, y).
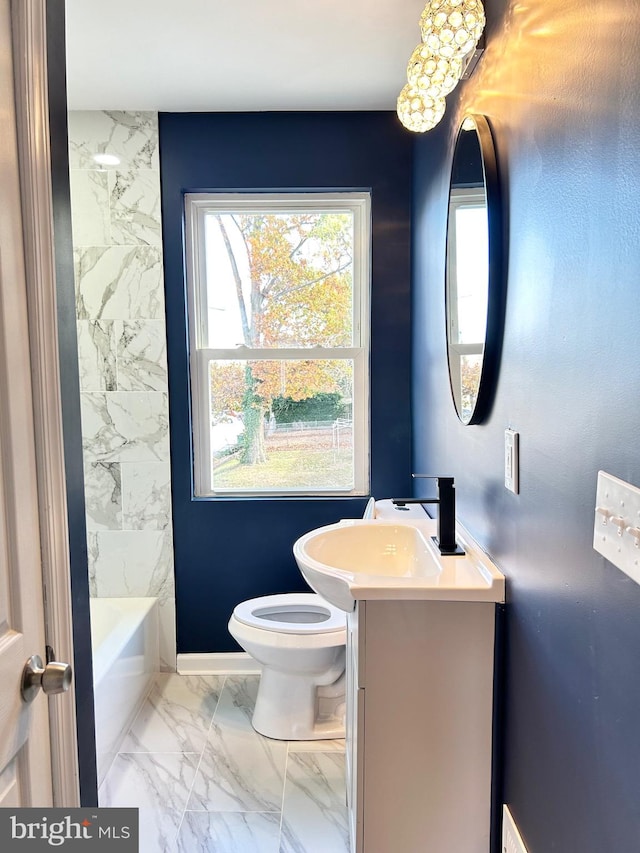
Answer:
top-left (90, 597), bottom-right (159, 786)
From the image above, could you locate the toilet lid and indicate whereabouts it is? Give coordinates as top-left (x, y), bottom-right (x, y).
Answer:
top-left (233, 593), bottom-right (346, 634)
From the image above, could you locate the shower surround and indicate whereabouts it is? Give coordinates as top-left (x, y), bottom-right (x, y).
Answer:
top-left (68, 111), bottom-right (176, 670)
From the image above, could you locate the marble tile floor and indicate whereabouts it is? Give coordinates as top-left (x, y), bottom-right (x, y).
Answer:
top-left (100, 673), bottom-right (349, 852)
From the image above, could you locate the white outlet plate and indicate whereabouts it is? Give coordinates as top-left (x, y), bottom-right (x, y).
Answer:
top-left (593, 471), bottom-right (640, 585)
top-left (502, 805), bottom-right (529, 853)
top-left (505, 429), bottom-right (519, 494)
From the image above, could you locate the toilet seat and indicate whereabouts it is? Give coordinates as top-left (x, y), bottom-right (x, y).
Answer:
top-left (233, 593), bottom-right (345, 635)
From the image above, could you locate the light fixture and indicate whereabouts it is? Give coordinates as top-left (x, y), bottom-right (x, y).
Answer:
top-left (397, 0), bottom-right (485, 133)
top-left (396, 85), bottom-right (446, 133)
top-left (420, 0), bottom-right (486, 60)
top-left (92, 153), bottom-right (120, 167)
top-left (407, 44), bottom-right (463, 98)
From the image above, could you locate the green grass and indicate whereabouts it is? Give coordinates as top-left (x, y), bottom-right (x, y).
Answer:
top-left (213, 448), bottom-right (353, 490)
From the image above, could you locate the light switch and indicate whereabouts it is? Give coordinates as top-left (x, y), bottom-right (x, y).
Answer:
top-left (505, 429), bottom-right (519, 494)
top-left (593, 471), bottom-right (640, 584)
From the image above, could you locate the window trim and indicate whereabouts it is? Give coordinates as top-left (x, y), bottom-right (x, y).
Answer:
top-left (184, 191), bottom-right (371, 498)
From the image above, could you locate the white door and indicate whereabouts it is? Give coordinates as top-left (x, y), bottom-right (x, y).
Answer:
top-left (0, 0), bottom-right (69, 807)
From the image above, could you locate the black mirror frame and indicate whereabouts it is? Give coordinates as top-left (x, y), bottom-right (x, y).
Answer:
top-left (445, 113), bottom-right (505, 425)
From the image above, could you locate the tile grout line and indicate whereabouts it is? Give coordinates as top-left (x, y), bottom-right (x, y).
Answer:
top-left (278, 741), bottom-right (292, 851)
top-left (173, 673), bottom-right (227, 847)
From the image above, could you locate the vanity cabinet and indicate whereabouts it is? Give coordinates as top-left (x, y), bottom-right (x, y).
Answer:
top-left (345, 598), bottom-right (498, 853)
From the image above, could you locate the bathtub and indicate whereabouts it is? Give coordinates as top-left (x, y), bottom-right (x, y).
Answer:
top-left (90, 597), bottom-right (159, 786)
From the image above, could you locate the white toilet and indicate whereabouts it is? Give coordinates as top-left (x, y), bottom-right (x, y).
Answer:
top-left (228, 592), bottom-right (347, 741)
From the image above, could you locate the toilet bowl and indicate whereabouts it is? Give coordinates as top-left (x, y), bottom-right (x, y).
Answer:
top-left (228, 592), bottom-right (347, 740)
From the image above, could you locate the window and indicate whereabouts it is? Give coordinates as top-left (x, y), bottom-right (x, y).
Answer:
top-left (185, 192), bottom-right (371, 497)
top-left (446, 187), bottom-right (489, 421)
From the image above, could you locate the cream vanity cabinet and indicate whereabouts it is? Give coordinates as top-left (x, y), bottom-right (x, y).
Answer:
top-left (345, 597), bottom-right (499, 853)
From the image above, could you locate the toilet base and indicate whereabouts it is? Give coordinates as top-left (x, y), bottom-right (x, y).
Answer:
top-left (251, 666), bottom-right (345, 741)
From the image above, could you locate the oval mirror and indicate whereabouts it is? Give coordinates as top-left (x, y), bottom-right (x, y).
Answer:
top-left (445, 114), bottom-right (503, 424)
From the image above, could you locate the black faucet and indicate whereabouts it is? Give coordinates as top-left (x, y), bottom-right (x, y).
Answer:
top-left (392, 476), bottom-right (464, 556)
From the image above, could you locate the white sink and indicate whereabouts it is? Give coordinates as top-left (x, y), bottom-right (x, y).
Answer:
top-left (293, 517), bottom-right (505, 612)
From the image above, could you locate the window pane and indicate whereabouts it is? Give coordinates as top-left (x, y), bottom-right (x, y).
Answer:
top-left (204, 212), bottom-right (354, 348)
top-left (208, 359), bottom-right (354, 493)
top-left (458, 353), bottom-right (482, 422)
top-left (454, 206), bottom-right (488, 345)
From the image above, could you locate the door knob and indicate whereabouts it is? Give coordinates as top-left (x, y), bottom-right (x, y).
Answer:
top-left (21, 654), bottom-right (72, 703)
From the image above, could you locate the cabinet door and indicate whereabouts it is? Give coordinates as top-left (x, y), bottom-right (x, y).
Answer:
top-left (360, 600), bottom-right (495, 853)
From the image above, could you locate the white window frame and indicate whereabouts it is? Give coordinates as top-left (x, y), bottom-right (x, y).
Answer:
top-left (184, 192), bottom-right (371, 498)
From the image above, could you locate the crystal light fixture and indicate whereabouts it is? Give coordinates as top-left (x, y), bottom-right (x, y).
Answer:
top-left (396, 84), bottom-right (446, 133)
top-left (406, 44), bottom-right (463, 98)
top-left (396, 0), bottom-right (486, 133)
top-left (420, 0), bottom-right (486, 60)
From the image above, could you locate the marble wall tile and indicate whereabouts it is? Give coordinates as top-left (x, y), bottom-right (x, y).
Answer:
top-left (109, 170), bottom-right (162, 247)
top-left (121, 462), bottom-right (171, 530)
top-left (88, 530), bottom-right (175, 670)
top-left (75, 246), bottom-right (165, 321)
top-left (159, 598), bottom-right (177, 672)
top-left (115, 321), bottom-right (168, 392)
top-left (90, 530), bottom-right (175, 601)
top-left (81, 392), bottom-right (170, 463)
top-left (76, 320), bottom-right (116, 391)
top-left (70, 111), bottom-right (176, 672)
top-left (68, 111), bottom-right (159, 172)
top-left (69, 170), bottom-right (110, 247)
top-left (87, 532), bottom-right (99, 597)
top-left (84, 461), bottom-right (122, 531)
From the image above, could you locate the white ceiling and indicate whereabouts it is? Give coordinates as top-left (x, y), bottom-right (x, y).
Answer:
top-left (65, 0), bottom-right (427, 112)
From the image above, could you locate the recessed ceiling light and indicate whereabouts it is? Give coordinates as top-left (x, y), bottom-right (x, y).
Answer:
top-left (92, 153), bottom-right (120, 166)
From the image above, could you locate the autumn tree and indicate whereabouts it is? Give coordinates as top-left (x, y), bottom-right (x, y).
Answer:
top-left (208, 212), bottom-right (353, 465)
top-left (458, 356), bottom-right (483, 420)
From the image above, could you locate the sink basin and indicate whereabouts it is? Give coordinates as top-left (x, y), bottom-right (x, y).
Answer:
top-left (293, 518), bottom-right (505, 612)
top-left (299, 521), bottom-right (440, 577)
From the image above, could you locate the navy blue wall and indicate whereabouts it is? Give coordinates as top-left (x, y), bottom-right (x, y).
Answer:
top-left (412, 0), bottom-right (640, 849)
top-left (159, 112), bottom-right (413, 653)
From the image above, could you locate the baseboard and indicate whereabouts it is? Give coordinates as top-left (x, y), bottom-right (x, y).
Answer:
top-left (177, 652), bottom-right (261, 675)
